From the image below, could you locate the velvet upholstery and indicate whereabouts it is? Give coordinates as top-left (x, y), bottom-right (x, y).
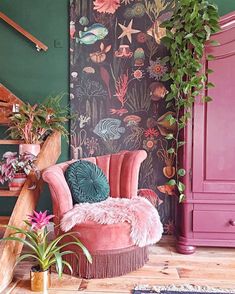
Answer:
top-left (43, 150), bottom-right (157, 278)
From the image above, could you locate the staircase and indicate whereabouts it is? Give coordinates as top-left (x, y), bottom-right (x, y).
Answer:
top-left (0, 84), bottom-right (61, 291)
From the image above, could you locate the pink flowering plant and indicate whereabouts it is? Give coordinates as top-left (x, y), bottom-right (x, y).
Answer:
top-left (1, 211), bottom-right (92, 276)
top-left (0, 151), bottom-right (38, 185)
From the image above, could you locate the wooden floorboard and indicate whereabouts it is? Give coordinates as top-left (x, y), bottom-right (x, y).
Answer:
top-left (5, 236), bottom-right (235, 293)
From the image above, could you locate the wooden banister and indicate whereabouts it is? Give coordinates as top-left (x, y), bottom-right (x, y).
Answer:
top-left (0, 11), bottom-right (48, 52)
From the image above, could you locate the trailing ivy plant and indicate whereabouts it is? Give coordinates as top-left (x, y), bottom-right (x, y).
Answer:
top-left (161, 0), bottom-right (220, 202)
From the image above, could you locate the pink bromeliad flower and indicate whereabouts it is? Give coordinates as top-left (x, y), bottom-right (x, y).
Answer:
top-left (28, 211), bottom-right (54, 231)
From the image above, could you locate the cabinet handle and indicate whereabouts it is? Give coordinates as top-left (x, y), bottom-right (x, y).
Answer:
top-left (230, 220), bottom-right (235, 226)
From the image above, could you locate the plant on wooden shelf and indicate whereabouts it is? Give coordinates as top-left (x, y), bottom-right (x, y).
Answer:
top-left (0, 151), bottom-right (39, 191)
top-left (1, 210), bottom-right (92, 292)
top-left (8, 94), bottom-right (69, 155)
top-left (160, 0), bottom-right (220, 202)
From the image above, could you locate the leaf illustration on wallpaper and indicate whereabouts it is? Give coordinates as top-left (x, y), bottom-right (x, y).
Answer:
top-left (93, 118), bottom-right (125, 141)
top-left (147, 20), bottom-right (166, 44)
top-left (118, 19), bottom-right (140, 43)
top-left (90, 43), bottom-right (112, 63)
top-left (99, 66), bottom-right (112, 99)
top-left (71, 129), bottom-right (87, 160)
top-left (93, 0), bottom-right (121, 14)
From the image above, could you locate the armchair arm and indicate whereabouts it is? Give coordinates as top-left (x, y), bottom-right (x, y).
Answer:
top-left (137, 189), bottom-right (161, 207)
top-left (42, 166), bottom-right (73, 221)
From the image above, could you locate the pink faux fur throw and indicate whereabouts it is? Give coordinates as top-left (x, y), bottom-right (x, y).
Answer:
top-left (61, 196), bottom-right (163, 247)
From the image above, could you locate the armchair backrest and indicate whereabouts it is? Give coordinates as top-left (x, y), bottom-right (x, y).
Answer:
top-left (43, 150), bottom-right (147, 218)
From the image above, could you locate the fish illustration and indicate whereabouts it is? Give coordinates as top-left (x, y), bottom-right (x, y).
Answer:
top-left (78, 23), bottom-right (108, 45)
top-left (93, 118), bottom-right (125, 141)
top-left (76, 33), bottom-right (98, 45)
top-left (157, 185), bottom-right (175, 196)
top-left (137, 189), bottom-right (163, 206)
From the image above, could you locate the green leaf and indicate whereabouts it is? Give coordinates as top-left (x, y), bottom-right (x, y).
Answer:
top-left (210, 40), bottom-right (220, 46)
top-left (178, 141), bottom-right (186, 147)
top-left (167, 179), bottom-right (176, 186)
top-left (185, 33), bottom-right (193, 39)
top-left (178, 181), bottom-right (185, 193)
top-left (207, 82), bottom-right (215, 88)
top-left (54, 252), bottom-right (63, 279)
top-left (165, 133), bottom-right (174, 140)
top-left (207, 54), bottom-right (215, 61)
top-left (179, 194), bottom-right (186, 202)
top-left (202, 96), bottom-right (213, 103)
top-left (178, 169), bottom-right (186, 177)
top-left (167, 148), bottom-right (175, 154)
top-left (206, 69), bottom-right (214, 74)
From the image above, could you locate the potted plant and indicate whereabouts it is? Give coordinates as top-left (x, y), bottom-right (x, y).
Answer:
top-left (1, 210), bottom-right (92, 292)
top-left (0, 151), bottom-right (39, 191)
top-left (8, 94), bottom-right (69, 156)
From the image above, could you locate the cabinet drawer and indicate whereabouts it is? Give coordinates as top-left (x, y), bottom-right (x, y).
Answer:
top-left (193, 210), bottom-right (235, 233)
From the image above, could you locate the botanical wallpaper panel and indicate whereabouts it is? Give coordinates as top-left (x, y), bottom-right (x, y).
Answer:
top-left (70, 0), bottom-right (176, 234)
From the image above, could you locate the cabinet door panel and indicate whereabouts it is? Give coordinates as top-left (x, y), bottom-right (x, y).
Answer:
top-left (193, 26), bottom-right (235, 194)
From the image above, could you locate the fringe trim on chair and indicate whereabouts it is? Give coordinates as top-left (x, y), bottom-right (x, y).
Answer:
top-left (63, 245), bottom-right (149, 279)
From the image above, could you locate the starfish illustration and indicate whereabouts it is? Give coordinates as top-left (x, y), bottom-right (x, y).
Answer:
top-left (118, 19), bottom-right (140, 43)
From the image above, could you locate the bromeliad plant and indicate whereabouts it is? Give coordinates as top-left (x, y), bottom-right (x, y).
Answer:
top-left (1, 211), bottom-right (92, 277)
top-left (160, 0), bottom-right (220, 202)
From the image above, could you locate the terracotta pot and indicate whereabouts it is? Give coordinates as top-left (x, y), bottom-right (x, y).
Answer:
top-left (8, 173), bottom-right (27, 191)
top-left (30, 266), bottom-right (51, 292)
top-left (19, 144), bottom-right (40, 156)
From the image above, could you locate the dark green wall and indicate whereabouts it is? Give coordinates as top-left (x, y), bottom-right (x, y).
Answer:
top-left (212, 0), bottom-right (235, 16)
top-left (0, 0), bottom-right (69, 215)
top-left (0, 0), bottom-right (234, 215)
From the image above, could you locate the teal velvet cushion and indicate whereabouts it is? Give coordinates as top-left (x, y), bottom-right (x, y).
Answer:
top-left (65, 160), bottom-right (110, 204)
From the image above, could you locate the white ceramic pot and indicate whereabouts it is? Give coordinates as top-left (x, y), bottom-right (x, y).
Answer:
top-left (19, 144), bottom-right (40, 156)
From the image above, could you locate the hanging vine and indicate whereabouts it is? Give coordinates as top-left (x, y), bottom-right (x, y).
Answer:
top-left (161, 0), bottom-right (220, 202)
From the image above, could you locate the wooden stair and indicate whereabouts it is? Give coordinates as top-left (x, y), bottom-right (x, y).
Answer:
top-left (0, 131), bottom-right (61, 292)
top-left (0, 84), bottom-right (62, 291)
top-left (0, 83), bottom-right (24, 125)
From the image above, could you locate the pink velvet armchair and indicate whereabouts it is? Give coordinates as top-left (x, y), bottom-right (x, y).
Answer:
top-left (42, 150), bottom-right (158, 278)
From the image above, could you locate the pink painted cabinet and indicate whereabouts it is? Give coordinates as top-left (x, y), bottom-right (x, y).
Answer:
top-left (177, 12), bottom-right (235, 254)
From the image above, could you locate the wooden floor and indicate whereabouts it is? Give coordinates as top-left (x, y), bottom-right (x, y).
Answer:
top-left (3, 236), bottom-right (235, 294)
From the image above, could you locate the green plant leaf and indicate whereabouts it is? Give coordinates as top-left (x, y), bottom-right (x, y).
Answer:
top-left (178, 169), bottom-right (186, 177)
top-left (178, 181), bottom-right (185, 193)
top-left (165, 133), bottom-right (174, 140)
top-left (167, 148), bottom-right (175, 154)
top-left (207, 54), bottom-right (215, 61)
top-left (202, 96), bottom-right (213, 103)
top-left (167, 179), bottom-right (176, 186)
top-left (54, 252), bottom-right (63, 279)
top-left (179, 194), bottom-right (186, 202)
